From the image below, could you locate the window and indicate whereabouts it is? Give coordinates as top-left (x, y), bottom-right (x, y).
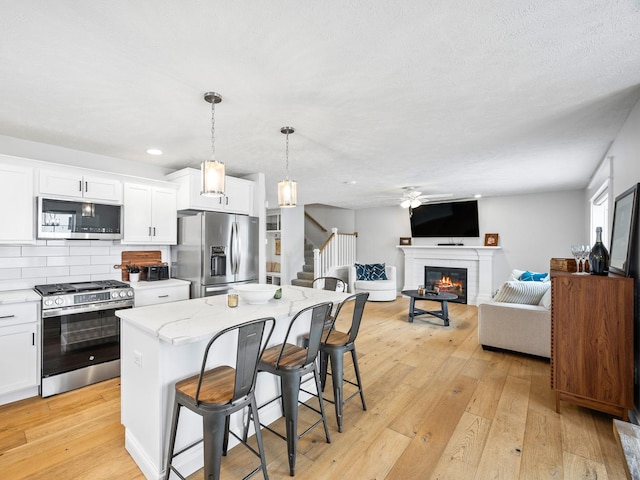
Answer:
top-left (590, 184), bottom-right (609, 246)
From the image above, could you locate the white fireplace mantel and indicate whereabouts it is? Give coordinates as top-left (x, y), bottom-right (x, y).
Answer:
top-left (397, 245), bottom-right (501, 305)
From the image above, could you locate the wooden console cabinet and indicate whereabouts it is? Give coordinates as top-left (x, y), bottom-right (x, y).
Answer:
top-left (551, 270), bottom-right (634, 420)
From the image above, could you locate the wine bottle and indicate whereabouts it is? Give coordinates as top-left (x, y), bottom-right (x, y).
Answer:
top-left (589, 227), bottom-right (610, 275)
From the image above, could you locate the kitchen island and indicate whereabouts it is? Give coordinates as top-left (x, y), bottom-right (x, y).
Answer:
top-left (117, 285), bottom-right (350, 480)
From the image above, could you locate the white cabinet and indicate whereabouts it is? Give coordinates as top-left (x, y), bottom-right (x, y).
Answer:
top-left (0, 162), bottom-right (34, 243)
top-left (122, 183), bottom-right (177, 244)
top-left (167, 167), bottom-right (254, 215)
top-left (39, 169), bottom-right (122, 202)
top-left (0, 301), bottom-right (39, 405)
top-left (131, 279), bottom-right (190, 307)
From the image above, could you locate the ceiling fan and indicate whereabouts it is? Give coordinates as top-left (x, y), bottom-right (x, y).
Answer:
top-left (399, 187), bottom-right (453, 209)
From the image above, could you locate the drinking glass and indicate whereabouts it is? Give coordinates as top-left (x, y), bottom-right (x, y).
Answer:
top-left (570, 245), bottom-right (582, 274)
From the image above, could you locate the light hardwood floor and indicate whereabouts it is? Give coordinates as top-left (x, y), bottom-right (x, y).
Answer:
top-left (0, 298), bottom-right (628, 479)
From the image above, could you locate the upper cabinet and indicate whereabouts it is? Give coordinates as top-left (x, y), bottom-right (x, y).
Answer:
top-left (122, 183), bottom-right (177, 244)
top-left (167, 168), bottom-right (254, 215)
top-left (39, 169), bottom-right (122, 203)
top-left (0, 162), bottom-right (35, 244)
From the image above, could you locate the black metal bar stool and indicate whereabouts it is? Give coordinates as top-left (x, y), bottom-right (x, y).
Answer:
top-left (320, 292), bottom-right (369, 432)
top-left (250, 302), bottom-right (333, 476)
top-left (164, 317), bottom-right (275, 480)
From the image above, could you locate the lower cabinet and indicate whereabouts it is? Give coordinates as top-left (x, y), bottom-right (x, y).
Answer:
top-left (131, 279), bottom-right (190, 307)
top-left (551, 270), bottom-right (634, 420)
top-left (0, 301), bottom-right (39, 405)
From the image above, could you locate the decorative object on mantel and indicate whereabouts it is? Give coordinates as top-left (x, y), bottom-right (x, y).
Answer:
top-left (278, 126), bottom-right (297, 208)
top-left (609, 182), bottom-right (639, 277)
top-left (399, 237), bottom-right (411, 245)
top-left (484, 233), bottom-right (499, 246)
top-left (201, 91), bottom-right (225, 197)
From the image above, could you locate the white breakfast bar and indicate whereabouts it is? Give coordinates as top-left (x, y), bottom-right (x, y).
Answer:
top-left (117, 285), bottom-right (350, 480)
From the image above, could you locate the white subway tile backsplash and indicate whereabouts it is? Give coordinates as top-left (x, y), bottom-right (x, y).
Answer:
top-left (47, 256), bottom-right (91, 267)
top-left (22, 246), bottom-right (69, 256)
top-left (0, 256), bottom-right (47, 268)
top-left (70, 246), bottom-right (111, 256)
top-left (0, 268), bottom-right (22, 280)
top-left (22, 266), bottom-right (70, 278)
top-left (0, 242), bottom-right (169, 291)
top-left (70, 264), bottom-right (111, 276)
top-left (0, 246), bottom-right (21, 257)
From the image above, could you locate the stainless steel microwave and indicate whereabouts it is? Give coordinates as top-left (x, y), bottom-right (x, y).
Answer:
top-left (37, 197), bottom-right (122, 240)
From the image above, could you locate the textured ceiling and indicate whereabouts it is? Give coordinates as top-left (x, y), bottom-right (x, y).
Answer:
top-left (1, 1), bottom-right (640, 210)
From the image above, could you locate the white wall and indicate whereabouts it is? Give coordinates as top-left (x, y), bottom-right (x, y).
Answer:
top-left (304, 204), bottom-right (355, 248)
top-left (355, 192), bottom-right (585, 293)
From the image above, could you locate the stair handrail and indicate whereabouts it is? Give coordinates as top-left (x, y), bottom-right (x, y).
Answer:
top-left (313, 228), bottom-right (358, 277)
top-left (304, 211), bottom-right (327, 233)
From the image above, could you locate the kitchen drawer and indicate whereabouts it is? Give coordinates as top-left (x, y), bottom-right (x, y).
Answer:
top-left (134, 284), bottom-right (189, 307)
top-left (0, 302), bottom-right (38, 326)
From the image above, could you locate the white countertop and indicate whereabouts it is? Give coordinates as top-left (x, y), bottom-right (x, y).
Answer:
top-left (117, 285), bottom-right (350, 346)
top-left (0, 288), bottom-right (41, 304)
top-left (127, 278), bottom-right (190, 290)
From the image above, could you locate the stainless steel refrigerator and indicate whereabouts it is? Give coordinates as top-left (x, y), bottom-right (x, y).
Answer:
top-left (172, 211), bottom-right (259, 298)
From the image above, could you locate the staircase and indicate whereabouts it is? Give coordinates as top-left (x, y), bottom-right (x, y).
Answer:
top-left (291, 241), bottom-right (315, 288)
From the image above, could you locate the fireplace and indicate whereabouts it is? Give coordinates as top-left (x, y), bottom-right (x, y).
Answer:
top-left (425, 266), bottom-right (467, 304)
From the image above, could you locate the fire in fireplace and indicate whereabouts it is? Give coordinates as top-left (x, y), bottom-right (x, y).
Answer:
top-left (424, 266), bottom-right (467, 304)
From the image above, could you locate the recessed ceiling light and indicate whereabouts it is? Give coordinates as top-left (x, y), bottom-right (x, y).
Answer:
top-left (146, 148), bottom-right (163, 155)
top-left (344, 180), bottom-right (357, 185)
top-left (474, 194), bottom-right (482, 198)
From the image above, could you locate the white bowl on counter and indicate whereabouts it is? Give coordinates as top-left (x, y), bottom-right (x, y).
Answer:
top-left (235, 284), bottom-right (280, 304)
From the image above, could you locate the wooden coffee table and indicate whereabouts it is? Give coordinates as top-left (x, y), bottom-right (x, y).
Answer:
top-left (401, 290), bottom-right (458, 326)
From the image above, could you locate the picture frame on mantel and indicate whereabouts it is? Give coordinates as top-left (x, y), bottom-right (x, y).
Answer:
top-left (609, 183), bottom-right (639, 277)
top-left (484, 233), bottom-right (499, 247)
top-left (399, 237), bottom-right (412, 246)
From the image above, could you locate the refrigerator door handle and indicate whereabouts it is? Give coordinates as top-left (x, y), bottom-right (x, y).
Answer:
top-left (231, 221), bottom-right (240, 274)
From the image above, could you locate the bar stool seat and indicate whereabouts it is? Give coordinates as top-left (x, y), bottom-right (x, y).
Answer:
top-left (165, 317), bottom-right (275, 480)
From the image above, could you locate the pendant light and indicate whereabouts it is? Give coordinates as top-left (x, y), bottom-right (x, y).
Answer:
top-left (200, 92), bottom-right (225, 197)
top-left (278, 126), bottom-right (297, 208)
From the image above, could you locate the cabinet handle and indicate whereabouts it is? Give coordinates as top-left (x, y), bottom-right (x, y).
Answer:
top-left (158, 295), bottom-right (169, 298)
top-left (85, 181), bottom-right (88, 192)
top-left (79, 180), bottom-right (83, 192)
top-left (0, 314), bottom-right (15, 319)
top-left (148, 226), bottom-right (152, 236)
top-left (225, 197), bottom-right (229, 205)
top-left (153, 227), bottom-right (156, 237)
top-left (32, 332), bottom-right (35, 346)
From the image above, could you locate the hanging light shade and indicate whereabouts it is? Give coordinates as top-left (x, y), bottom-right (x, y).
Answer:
top-left (278, 126), bottom-right (297, 208)
top-left (201, 92), bottom-right (225, 197)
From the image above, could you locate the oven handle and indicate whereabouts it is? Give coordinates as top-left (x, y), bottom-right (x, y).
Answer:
top-left (42, 300), bottom-right (134, 318)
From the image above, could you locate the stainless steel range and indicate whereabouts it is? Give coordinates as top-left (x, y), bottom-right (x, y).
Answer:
top-left (34, 280), bottom-right (134, 397)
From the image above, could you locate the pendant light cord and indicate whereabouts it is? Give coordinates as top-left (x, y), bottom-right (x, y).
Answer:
top-left (210, 100), bottom-right (216, 160)
top-left (284, 130), bottom-right (290, 180)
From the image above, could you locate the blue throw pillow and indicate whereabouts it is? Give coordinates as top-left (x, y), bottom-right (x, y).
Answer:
top-left (368, 263), bottom-right (388, 280)
top-left (355, 263), bottom-right (369, 280)
top-left (519, 270), bottom-right (548, 282)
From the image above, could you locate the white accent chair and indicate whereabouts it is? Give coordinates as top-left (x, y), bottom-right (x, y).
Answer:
top-left (347, 265), bottom-right (397, 301)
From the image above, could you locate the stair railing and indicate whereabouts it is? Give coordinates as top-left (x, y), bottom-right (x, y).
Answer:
top-left (313, 228), bottom-right (358, 277)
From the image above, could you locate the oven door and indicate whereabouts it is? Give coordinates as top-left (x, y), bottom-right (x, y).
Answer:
top-left (41, 305), bottom-right (130, 396)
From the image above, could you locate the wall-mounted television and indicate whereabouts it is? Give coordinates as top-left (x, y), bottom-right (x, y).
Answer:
top-left (409, 200), bottom-right (480, 238)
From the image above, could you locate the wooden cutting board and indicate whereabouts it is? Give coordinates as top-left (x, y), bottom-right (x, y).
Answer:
top-left (114, 250), bottom-right (164, 281)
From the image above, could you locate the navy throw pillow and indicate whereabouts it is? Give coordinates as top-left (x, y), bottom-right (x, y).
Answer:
top-left (355, 263), bottom-right (369, 280)
top-left (368, 263), bottom-right (388, 280)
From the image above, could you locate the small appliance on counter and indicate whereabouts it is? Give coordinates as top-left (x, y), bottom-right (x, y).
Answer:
top-left (145, 264), bottom-right (169, 281)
